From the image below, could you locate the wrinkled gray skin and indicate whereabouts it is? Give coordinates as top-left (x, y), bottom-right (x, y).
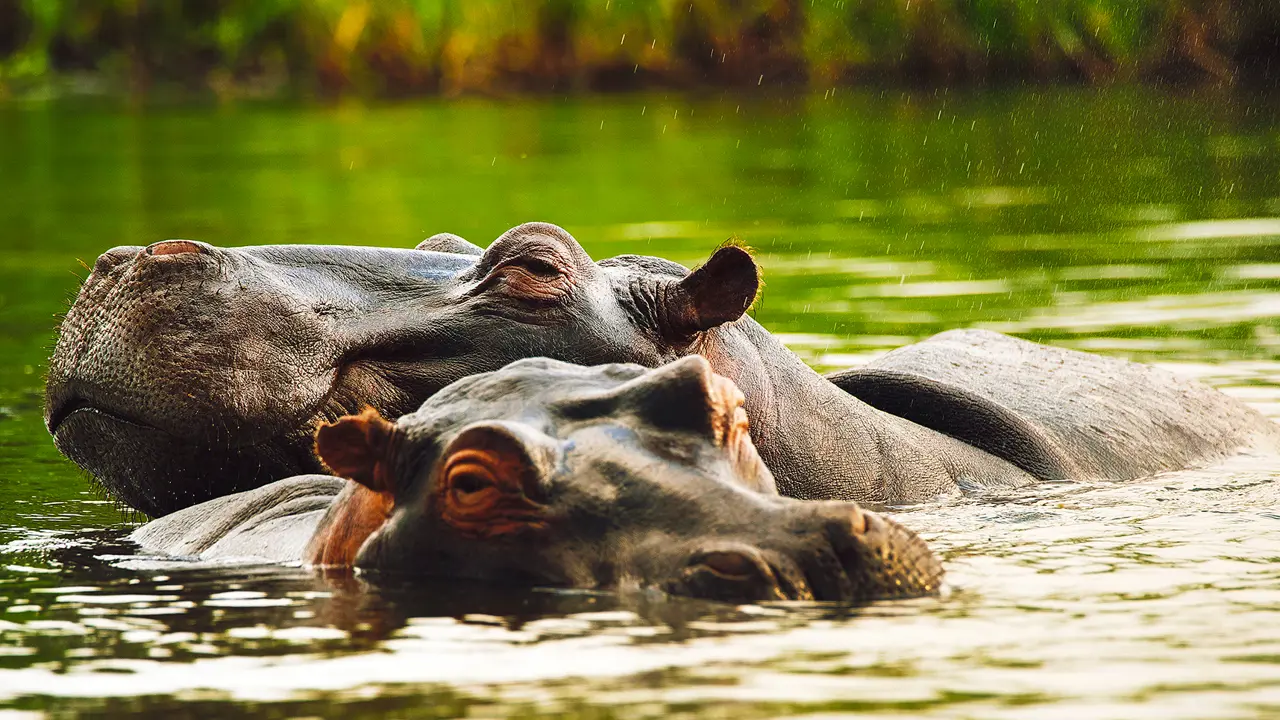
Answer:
top-left (135, 357), bottom-right (943, 604)
top-left (49, 223), bottom-right (1280, 516)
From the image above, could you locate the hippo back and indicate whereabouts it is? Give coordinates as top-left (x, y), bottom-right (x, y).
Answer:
top-left (131, 475), bottom-right (345, 562)
top-left (827, 329), bottom-right (1280, 482)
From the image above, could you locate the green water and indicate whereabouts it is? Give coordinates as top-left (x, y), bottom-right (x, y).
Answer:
top-left (1, 89), bottom-right (1279, 717)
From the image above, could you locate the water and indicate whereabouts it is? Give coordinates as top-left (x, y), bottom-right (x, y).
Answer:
top-left (1, 88), bottom-right (1279, 717)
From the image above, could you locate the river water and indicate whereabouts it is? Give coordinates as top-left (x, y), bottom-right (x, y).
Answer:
top-left (0, 89), bottom-right (1278, 717)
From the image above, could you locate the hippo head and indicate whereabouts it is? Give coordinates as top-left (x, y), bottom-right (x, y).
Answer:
top-left (311, 356), bottom-right (942, 603)
top-left (45, 223), bottom-right (760, 516)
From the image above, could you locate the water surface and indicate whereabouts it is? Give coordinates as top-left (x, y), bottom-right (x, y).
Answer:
top-left (1, 88), bottom-right (1278, 717)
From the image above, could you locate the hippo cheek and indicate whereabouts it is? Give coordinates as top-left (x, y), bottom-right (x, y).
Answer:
top-left (45, 358), bottom-right (338, 517)
top-left (52, 408), bottom-right (317, 517)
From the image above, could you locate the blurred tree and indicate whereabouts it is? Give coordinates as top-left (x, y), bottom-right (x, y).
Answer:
top-left (0, 0), bottom-right (1275, 97)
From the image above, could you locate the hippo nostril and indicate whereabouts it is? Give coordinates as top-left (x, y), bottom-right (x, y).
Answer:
top-left (147, 240), bottom-right (205, 257)
top-left (91, 246), bottom-right (144, 275)
top-left (817, 502), bottom-right (868, 540)
top-left (678, 545), bottom-right (793, 602)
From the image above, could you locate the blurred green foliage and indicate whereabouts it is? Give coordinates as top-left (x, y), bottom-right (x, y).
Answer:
top-left (0, 0), bottom-right (1277, 96)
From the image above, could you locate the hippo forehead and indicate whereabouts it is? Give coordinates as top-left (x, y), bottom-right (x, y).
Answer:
top-left (597, 254), bottom-right (691, 279)
top-left (396, 358), bottom-right (656, 438)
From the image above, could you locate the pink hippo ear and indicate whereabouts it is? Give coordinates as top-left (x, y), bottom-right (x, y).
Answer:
top-left (667, 244), bottom-right (761, 339)
top-left (315, 408), bottom-right (401, 495)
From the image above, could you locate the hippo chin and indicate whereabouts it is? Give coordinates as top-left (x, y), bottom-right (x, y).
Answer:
top-left (48, 222), bottom-right (1280, 517)
top-left (132, 357), bottom-right (943, 604)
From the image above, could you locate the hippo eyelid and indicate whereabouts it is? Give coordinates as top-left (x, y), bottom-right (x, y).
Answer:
top-left (495, 255), bottom-right (563, 278)
top-left (466, 256), bottom-right (573, 305)
top-left (443, 449), bottom-right (524, 496)
top-left (440, 423), bottom-right (557, 500)
top-left (435, 442), bottom-right (550, 539)
top-left (446, 460), bottom-right (500, 502)
top-left (474, 240), bottom-right (572, 279)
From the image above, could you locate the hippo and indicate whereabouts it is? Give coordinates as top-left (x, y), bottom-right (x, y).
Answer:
top-left (47, 223), bottom-right (1280, 516)
top-left (132, 357), bottom-right (943, 604)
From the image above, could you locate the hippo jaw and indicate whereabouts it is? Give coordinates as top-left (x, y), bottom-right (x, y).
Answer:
top-left (47, 405), bottom-right (325, 518)
top-left (311, 356), bottom-right (943, 604)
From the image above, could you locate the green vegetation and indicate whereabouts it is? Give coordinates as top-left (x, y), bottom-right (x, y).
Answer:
top-left (1, 0), bottom-right (1276, 97)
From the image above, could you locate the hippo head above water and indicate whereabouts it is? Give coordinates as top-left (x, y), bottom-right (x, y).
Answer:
top-left (46, 223), bottom-right (761, 516)
top-left (307, 356), bottom-right (942, 603)
top-left (52, 221), bottom-right (1276, 517)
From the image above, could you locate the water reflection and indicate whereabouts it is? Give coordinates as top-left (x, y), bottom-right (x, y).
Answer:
top-left (1, 534), bottom-right (890, 701)
top-left (2, 445), bottom-right (1279, 718)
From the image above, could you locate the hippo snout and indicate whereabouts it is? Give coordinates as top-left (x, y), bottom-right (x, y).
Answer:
top-left (46, 241), bottom-right (345, 515)
top-left (669, 503), bottom-right (943, 604)
top-left (827, 508), bottom-right (943, 601)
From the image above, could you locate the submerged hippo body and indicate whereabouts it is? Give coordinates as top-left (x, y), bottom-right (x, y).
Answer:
top-left (831, 329), bottom-right (1280, 483)
top-left (134, 357), bottom-right (943, 604)
top-left (48, 223), bottom-right (1280, 516)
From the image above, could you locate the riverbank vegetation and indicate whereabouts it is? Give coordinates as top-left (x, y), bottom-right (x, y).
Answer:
top-left (1, 0), bottom-right (1276, 97)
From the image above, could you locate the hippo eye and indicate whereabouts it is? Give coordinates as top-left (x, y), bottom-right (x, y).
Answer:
top-left (445, 461), bottom-right (500, 508)
top-left (435, 439), bottom-right (549, 539)
top-left (474, 251), bottom-right (571, 304)
top-left (451, 469), bottom-right (490, 495)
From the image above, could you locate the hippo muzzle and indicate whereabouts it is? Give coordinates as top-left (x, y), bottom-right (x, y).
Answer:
top-left (658, 503), bottom-right (940, 603)
top-left (46, 240), bottom-right (477, 515)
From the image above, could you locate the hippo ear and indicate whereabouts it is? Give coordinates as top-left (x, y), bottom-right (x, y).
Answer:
top-left (315, 408), bottom-right (401, 495)
top-left (665, 245), bottom-right (761, 339)
top-left (416, 233), bottom-right (484, 256)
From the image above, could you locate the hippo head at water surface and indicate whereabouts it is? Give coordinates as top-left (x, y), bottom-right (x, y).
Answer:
top-left (52, 222), bottom-right (1278, 517)
top-left (307, 356), bottom-right (942, 603)
top-left (46, 223), bottom-right (762, 516)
